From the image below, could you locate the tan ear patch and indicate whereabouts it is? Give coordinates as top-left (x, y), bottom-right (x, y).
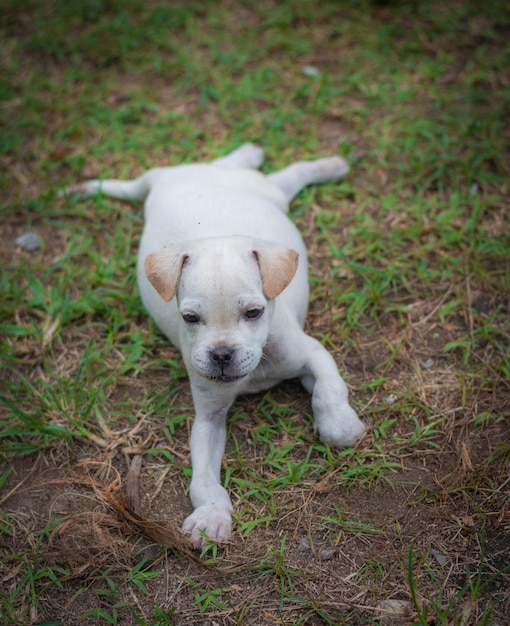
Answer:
top-left (253, 246), bottom-right (299, 299)
top-left (144, 248), bottom-right (187, 302)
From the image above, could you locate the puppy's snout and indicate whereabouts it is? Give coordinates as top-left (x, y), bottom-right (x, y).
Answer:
top-left (210, 347), bottom-right (234, 368)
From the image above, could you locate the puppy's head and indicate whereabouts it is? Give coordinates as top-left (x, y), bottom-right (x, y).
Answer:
top-left (145, 236), bottom-right (298, 384)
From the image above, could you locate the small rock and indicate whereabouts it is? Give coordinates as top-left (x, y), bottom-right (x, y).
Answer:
top-left (384, 393), bottom-right (397, 406)
top-left (377, 599), bottom-right (414, 624)
top-left (317, 546), bottom-right (334, 560)
top-left (430, 549), bottom-right (448, 566)
top-left (298, 536), bottom-right (311, 552)
top-left (302, 65), bottom-right (321, 78)
top-left (297, 535), bottom-right (334, 560)
top-left (16, 232), bottom-right (42, 251)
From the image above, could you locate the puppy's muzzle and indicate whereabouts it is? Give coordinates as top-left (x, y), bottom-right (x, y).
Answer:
top-left (211, 346), bottom-right (234, 368)
top-left (207, 346), bottom-right (245, 383)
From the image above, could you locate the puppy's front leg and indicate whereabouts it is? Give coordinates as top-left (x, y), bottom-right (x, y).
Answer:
top-left (181, 395), bottom-right (233, 548)
top-left (300, 335), bottom-right (366, 448)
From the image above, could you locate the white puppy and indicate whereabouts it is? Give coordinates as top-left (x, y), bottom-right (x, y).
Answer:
top-left (67, 144), bottom-right (365, 547)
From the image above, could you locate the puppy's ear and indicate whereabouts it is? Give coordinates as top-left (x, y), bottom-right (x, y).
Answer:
top-left (144, 247), bottom-right (188, 302)
top-left (253, 244), bottom-right (299, 299)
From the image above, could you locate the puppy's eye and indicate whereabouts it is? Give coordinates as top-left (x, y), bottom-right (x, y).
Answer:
top-left (244, 307), bottom-right (264, 320)
top-left (182, 313), bottom-right (200, 324)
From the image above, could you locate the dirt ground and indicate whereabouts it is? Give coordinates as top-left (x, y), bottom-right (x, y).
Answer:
top-left (2, 300), bottom-right (509, 624)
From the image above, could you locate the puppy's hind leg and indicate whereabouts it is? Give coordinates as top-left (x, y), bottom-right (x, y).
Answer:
top-left (61, 168), bottom-right (167, 201)
top-left (267, 156), bottom-right (350, 202)
top-left (211, 143), bottom-right (264, 170)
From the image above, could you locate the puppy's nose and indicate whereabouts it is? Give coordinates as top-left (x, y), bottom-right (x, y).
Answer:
top-left (210, 347), bottom-right (234, 367)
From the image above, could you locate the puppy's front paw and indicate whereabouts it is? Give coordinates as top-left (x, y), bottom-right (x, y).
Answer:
top-left (182, 505), bottom-right (232, 549)
top-left (314, 403), bottom-right (366, 449)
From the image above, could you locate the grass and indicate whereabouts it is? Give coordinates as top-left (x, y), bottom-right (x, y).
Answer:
top-left (1, 0), bottom-right (509, 624)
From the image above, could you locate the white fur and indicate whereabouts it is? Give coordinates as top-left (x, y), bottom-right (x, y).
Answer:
top-left (66, 143), bottom-right (365, 547)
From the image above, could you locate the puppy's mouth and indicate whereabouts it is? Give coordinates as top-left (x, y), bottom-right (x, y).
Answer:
top-left (204, 373), bottom-right (248, 384)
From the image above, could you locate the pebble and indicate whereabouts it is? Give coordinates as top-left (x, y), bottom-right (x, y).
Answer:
top-left (302, 65), bottom-right (321, 78)
top-left (384, 394), bottom-right (397, 406)
top-left (16, 232), bottom-right (42, 251)
top-left (430, 548), bottom-right (448, 566)
top-left (297, 535), bottom-right (334, 560)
